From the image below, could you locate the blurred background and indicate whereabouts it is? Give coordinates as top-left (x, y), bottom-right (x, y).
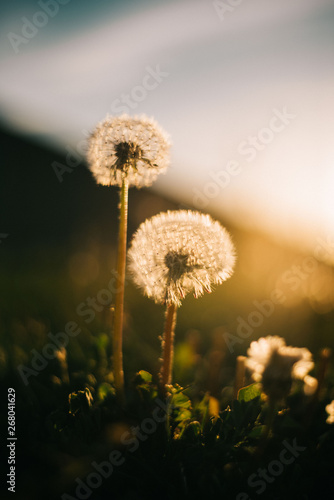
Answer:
top-left (1, 0), bottom-right (334, 395)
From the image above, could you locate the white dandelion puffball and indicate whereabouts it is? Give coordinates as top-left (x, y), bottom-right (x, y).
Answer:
top-left (326, 400), bottom-right (334, 424)
top-left (246, 336), bottom-right (314, 400)
top-left (87, 114), bottom-right (171, 187)
top-left (128, 210), bottom-right (236, 306)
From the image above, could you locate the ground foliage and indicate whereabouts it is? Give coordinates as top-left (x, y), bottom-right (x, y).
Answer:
top-left (1, 361), bottom-right (334, 500)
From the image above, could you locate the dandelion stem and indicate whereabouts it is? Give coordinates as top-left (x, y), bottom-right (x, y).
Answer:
top-left (255, 398), bottom-right (276, 458)
top-left (234, 355), bottom-right (246, 399)
top-left (304, 348), bottom-right (332, 428)
top-left (314, 347), bottom-right (332, 402)
top-left (113, 178), bottom-right (128, 401)
top-left (261, 398), bottom-right (276, 443)
top-left (160, 303), bottom-right (177, 391)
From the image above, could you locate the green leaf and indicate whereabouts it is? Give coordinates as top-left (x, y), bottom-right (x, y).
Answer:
top-left (170, 386), bottom-right (192, 425)
top-left (248, 425), bottom-right (265, 439)
top-left (69, 387), bottom-right (93, 415)
top-left (96, 333), bottom-right (109, 349)
top-left (238, 383), bottom-right (261, 402)
top-left (197, 394), bottom-right (210, 429)
top-left (171, 390), bottom-right (192, 410)
top-left (175, 408), bottom-right (192, 423)
top-left (97, 382), bottom-right (115, 401)
top-left (181, 420), bottom-right (202, 441)
top-left (137, 370), bottom-right (152, 383)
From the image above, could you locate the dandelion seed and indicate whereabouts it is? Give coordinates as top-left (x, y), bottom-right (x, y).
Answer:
top-left (245, 336), bottom-right (314, 401)
top-left (87, 114), bottom-right (171, 187)
top-left (128, 210), bottom-right (236, 307)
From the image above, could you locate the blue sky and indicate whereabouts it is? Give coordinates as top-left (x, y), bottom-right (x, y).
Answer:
top-left (1, 0), bottom-right (334, 260)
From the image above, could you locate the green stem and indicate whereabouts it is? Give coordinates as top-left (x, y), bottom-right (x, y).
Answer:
top-left (233, 355), bottom-right (246, 400)
top-left (304, 347), bottom-right (332, 428)
top-left (259, 398), bottom-right (276, 449)
top-left (160, 303), bottom-right (177, 392)
top-left (113, 178), bottom-right (128, 401)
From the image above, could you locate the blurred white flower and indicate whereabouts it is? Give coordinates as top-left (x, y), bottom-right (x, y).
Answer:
top-left (303, 375), bottom-right (318, 396)
top-left (246, 336), bottom-right (286, 382)
top-left (87, 114), bottom-right (170, 187)
top-left (128, 210), bottom-right (236, 306)
top-left (246, 336), bottom-right (314, 400)
top-left (326, 400), bottom-right (334, 424)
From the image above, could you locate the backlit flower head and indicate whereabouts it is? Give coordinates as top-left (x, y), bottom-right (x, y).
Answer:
top-left (246, 336), bottom-right (314, 400)
top-left (128, 210), bottom-right (236, 306)
top-left (325, 400), bottom-right (334, 424)
top-left (87, 114), bottom-right (171, 187)
top-left (303, 375), bottom-right (318, 396)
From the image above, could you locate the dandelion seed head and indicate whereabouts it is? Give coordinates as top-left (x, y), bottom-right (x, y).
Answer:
top-left (246, 336), bottom-right (314, 400)
top-left (87, 114), bottom-right (171, 187)
top-left (128, 210), bottom-right (236, 306)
